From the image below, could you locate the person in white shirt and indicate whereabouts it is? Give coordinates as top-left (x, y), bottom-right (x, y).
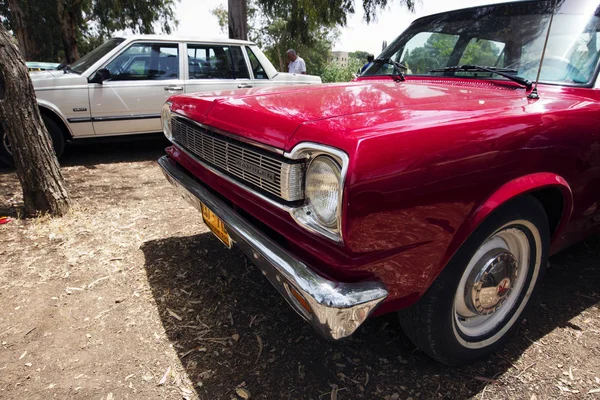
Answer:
top-left (286, 49), bottom-right (306, 74)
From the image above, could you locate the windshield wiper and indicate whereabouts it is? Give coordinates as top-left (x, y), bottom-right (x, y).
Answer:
top-left (429, 65), bottom-right (532, 89)
top-left (373, 58), bottom-right (407, 81)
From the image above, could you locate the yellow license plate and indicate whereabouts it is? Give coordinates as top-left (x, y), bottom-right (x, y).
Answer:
top-left (201, 203), bottom-right (232, 248)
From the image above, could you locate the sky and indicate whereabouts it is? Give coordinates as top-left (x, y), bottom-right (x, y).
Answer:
top-left (171, 0), bottom-right (510, 57)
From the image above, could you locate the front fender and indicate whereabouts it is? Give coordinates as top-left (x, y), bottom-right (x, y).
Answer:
top-left (36, 99), bottom-right (74, 138)
top-left (441, 172), bottom-right (573, 271)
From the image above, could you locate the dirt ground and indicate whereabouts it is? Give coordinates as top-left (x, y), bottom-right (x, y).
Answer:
top-left (0, 138), bottom-right (599, 400)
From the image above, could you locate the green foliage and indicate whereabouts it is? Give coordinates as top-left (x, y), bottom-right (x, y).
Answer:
top-left (211, 1), bottom-right (337, 76)
top-left (255, 0), bottom-right (415, 43)
top-left (0, 0), bottom-right (63, 61)
top-left (321, 58), bottom-right (362, 83)
top-left (402, 33), bottom-right (503, 74)
top-left (349, 50), bottom-right (371, 62)
top-left (0, 0), bottom-right (178, 61)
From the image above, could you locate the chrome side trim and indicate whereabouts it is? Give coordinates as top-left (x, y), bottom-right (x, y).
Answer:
top-left (159, 155), bottom-right (388, 340)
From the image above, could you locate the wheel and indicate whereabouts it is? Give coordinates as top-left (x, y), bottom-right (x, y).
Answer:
top-left (0, 115), bottom-right (66, 166)
top-left (399, 196), bottom-right (550, 365)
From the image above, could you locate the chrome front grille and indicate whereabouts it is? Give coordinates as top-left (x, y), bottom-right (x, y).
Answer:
top-left (171, 116), bottom-right (304, 202)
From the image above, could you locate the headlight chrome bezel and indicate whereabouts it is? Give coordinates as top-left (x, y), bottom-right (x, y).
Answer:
top-left (161, 102), bottom-right (173, 141)
top-left (285, 143), bottom-right (349, 243)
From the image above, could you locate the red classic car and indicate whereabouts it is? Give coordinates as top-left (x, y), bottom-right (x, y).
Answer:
top-left (159, 0), bottom-right (600, 364)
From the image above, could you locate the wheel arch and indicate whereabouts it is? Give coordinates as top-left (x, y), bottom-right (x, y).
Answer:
top-left (37, 100), bottom-right (73, 139)
top-left (441, 173), bottom-right (573, 272)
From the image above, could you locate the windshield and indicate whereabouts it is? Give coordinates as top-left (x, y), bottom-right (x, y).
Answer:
top-left (363, 0), bottom-right (600, 86)
top-left (70, 38), bottom-right (125, 74)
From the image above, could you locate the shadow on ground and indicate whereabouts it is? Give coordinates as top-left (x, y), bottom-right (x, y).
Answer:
top-left (141, 232), bottom-right (600, 399)
top-left (0, 134), bottom-right (169, 173)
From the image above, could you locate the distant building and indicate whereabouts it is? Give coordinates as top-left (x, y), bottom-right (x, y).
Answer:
top-left (330, 51), bottom-right (350, 67)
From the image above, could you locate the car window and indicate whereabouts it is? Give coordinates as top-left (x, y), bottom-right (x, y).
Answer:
top-left (459, 39), bottom-right (506, 67)
top-left (105, 42), bottom-right (179, 81)
top-left (398, 33), bottom-right (460, 74)
top-left (245, 46), bottom-right (268, 79)
top-left (187, 44), bottom-right (249, 79)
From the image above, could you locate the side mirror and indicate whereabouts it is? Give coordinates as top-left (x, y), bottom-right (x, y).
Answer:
top-left (90, 68), bottom-right (111, 84)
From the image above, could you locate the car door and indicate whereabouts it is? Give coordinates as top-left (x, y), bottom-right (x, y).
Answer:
top-left (245, 45), bottom-right (273, 88)
top-left (88, 41), bottom-right (184, 136)
top-left (184, 43), bottom-right (253, 94)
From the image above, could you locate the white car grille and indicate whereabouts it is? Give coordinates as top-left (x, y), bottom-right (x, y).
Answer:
top-left (171, 116), bottom-right (304, 202)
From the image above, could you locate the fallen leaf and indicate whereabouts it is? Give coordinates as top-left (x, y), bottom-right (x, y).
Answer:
top-left (255, 335), bottom-right (263, 364)
top-left (232, 333), bottom-right (240, 342)
top-left (167, 308), bottom-right (183, 321)
top-left (158, 366), bottom-right (171, 386)
top-left (327, 388), bottom-right (336, 400)
top-left (236, 387), bottom-right (251, 399)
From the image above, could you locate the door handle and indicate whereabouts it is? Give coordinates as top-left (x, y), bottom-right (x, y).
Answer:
top-left (237, 84), bottom-right (252, 88)
top-left (164, 86), bottom-right (183, 91)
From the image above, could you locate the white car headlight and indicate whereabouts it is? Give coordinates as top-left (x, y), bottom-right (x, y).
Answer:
top-left (305, 156), bottom-right (341, 228)
top-left (161, 102), bottom-right (172, 141)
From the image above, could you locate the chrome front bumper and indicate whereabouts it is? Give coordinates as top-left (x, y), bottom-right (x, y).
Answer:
top-left (158, 156), bottom-right (388, 340)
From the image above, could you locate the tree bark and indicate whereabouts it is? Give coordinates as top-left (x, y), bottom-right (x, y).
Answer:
top-left (0, 25), bottom-right (70, 217)
top-left (56, 0), bottom-right (80, 63)
top-left (228, 0), bottom-right (248, 40)
top-left (6, 0), bottom-right (40, 60)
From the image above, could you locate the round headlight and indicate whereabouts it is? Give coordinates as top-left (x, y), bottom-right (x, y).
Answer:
top-left (305, 156), bottom-right (341, 228)
top-left (161, 102), bottom-right (172, 140)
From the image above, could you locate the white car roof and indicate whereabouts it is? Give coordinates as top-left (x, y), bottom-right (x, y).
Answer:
top-left (114, 34), bottom-right (255, 46)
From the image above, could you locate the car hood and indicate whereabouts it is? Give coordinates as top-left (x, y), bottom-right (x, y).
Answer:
top-left (169, 79), bottom-right (531, 150)
top-left (30, 70), bottom-right (88, 89)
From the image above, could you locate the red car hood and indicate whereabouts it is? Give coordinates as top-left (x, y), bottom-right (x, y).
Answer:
top-left (169, 80), bottom-right (530, 150)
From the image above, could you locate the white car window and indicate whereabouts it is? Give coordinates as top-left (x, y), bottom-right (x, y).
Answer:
top-left (245, 46), bottom-right (269, 79)
top-left (105, 42), bottom-right (179, 81)
top-left (187, 44), bottom-right (249, 79)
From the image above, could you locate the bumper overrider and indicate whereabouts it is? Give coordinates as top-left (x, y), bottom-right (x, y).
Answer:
top-left (158, 156), bottom-right (388, 340)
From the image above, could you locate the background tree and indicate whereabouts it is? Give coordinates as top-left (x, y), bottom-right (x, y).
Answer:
top-left (212, 1), bottom-right (338, 76)
top-left (228, 0), bottom-right (248, 39)
top-left (255, 0), bottom-right (415, 43)
top-left (0, 24), bottom-right (70, 216)
top-left (0, 0), bottom-right (179, 63)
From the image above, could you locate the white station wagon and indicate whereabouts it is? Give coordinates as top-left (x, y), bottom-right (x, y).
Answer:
top-left (0, 35), bottom-right (321, 164)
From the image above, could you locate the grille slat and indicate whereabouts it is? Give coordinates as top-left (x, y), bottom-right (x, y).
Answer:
top-left (172, 117), bottom-right (304, 201)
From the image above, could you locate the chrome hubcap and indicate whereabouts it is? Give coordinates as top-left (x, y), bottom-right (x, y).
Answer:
top-left (466, 251), bottom-right (517, 315)
top-left (454, 227), bottom-right (530, 339)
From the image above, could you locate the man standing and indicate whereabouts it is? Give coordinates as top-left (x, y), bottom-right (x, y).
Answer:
top-left (286, 49), bottom-right (306, 74)
top-left (361, 54), bottom-right (375, 73)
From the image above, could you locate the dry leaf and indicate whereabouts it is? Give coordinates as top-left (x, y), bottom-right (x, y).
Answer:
top-left (330, 387), bottom-right (338, 400)
top-left (255, 335), bottom-right (263, 364)
top-left (236, 387), bottom-right (251, 399)
top-left (158, 366), bottom-right (171, 386)
top-left (167, 308), bottom-right (183, 321)
top-left (232, 333), bottom-right (240, 342)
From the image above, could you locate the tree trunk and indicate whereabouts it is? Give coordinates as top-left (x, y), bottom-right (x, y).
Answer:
top-left (228, 0), bottom-right (248, 40)
top-left (6, 0), bottom-right (40, 60)
top-left (0, 25), bottom-right (70, 217)
top-left (56, 0), bottom-right (80, 63)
